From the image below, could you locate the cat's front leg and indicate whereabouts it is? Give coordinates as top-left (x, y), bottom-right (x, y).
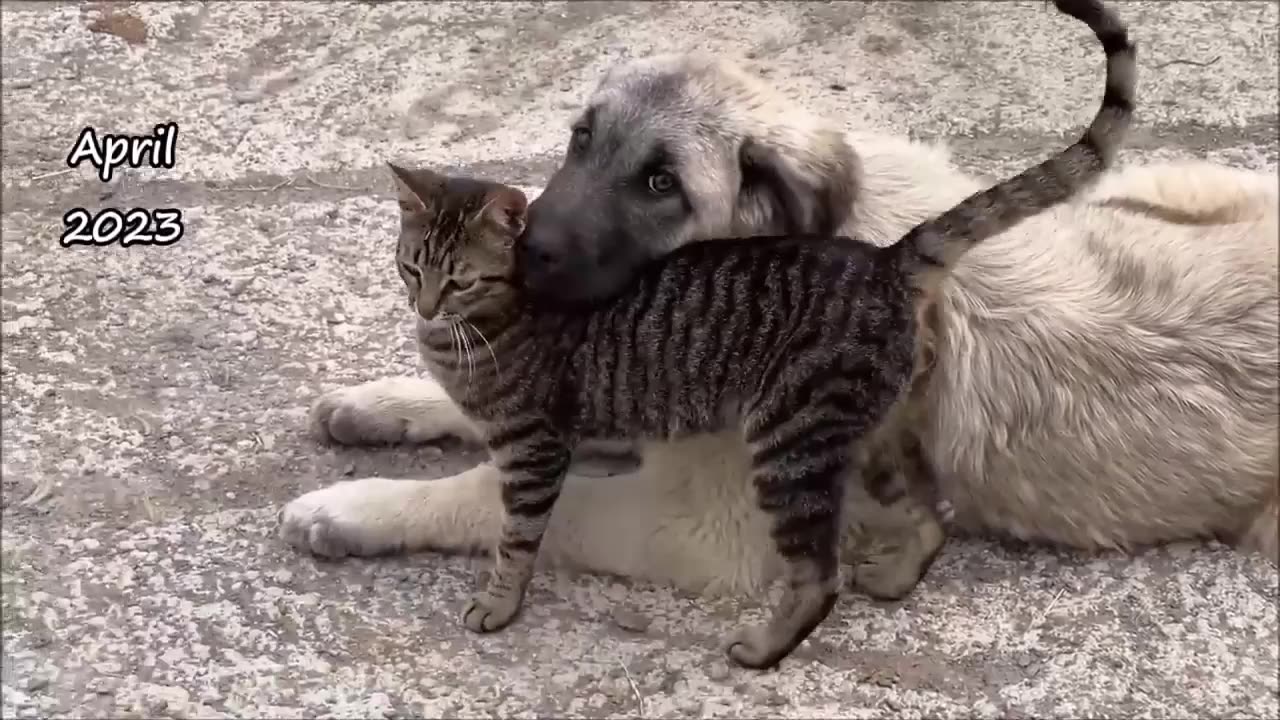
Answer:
top-left (462, 420), bottom-right (571, 633)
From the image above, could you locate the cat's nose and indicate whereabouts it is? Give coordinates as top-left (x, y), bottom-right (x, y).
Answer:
top-left (415, 291), bottom-right (436, 319)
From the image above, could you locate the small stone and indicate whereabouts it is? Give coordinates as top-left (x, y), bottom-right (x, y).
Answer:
top-left (706, 662), bottom-right (730, 681)
top-left (343, 463), bottom-right (356, 476)
top-left (25, 675), bottom-right (49, 692)
top-left (610, 607), bottom-right (651, 633)
top-left (829, 82), bottom-right (848, 91)
top-left (749, 687), bottom-right (787, 706)
top-left (198, 688), bottom-right (222, 703)
top-left (87, 677), bottom-right (118, 694)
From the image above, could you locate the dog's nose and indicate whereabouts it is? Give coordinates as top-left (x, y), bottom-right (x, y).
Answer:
top-left (521, 235), bottom-right (558, 267)
top-left (520, 202), bottom-right (572, 283)
top-left (518, 233), bottom-right (560, 278)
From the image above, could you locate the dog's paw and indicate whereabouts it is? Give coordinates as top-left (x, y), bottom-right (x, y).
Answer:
top-left (279, 478), bottom-right (413, 558)
top-left (309, 377), bottom-right (475, 446)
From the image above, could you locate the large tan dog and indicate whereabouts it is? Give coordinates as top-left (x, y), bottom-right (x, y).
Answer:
top-left (280, 51), bottom-right (1279, 599)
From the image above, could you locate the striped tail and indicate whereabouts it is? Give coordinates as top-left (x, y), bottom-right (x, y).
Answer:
top-left (902, 0), bottom-right (1137, 290)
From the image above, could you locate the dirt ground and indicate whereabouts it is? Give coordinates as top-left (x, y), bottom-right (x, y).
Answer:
top-left (2, 1), bottom-right (1277, 718)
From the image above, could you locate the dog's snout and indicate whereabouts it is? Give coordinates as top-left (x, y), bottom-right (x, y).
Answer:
top-left (518, 235), bottom-right (560, 276)
top-left (521, 199), bottom-right (576, 282)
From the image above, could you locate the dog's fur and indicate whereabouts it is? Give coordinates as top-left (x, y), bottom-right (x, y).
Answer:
top-left (281, 50), bottom-right (1279, 597)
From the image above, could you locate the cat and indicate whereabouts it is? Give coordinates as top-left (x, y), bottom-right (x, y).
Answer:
top-left (386, 0), bottom-right (1135, 669)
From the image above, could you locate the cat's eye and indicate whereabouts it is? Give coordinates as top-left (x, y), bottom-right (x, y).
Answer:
top-left (647, 170), bottom-right (677, 196)
top-left (441, 277), bottom-right (476, 294)
top-left (570, 127), bottom-right (592, 152)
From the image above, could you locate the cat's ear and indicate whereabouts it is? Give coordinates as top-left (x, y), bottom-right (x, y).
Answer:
top-left (387, 162), bottom-right (443, 214)
top-left (475, 185), bottom-right (529, 238)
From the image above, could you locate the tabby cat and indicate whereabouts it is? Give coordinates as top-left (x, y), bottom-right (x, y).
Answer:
top-left (388, 0), bottom-right (1135, 669)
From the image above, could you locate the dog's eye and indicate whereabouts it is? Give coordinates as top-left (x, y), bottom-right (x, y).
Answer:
top-left (570, 127), bottom-right (591, 152)
top-left (647, 171), bottom-right (677, 196)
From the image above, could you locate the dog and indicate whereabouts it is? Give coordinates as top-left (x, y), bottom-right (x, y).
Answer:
top-left (281, 52), bottom-right (1278, 599)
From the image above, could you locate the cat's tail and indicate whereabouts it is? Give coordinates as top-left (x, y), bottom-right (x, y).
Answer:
top-left (902, 0), bottom-right (1137, 292)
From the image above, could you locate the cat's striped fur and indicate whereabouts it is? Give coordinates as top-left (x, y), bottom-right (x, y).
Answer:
top-left (390, 0), bottom-right (1135, 669)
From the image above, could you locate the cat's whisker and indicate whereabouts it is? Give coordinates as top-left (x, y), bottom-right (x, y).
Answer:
top-left (462, 319), bottom-right (502, 381)
top-left (458, 319), bottom-right (476, 389)
top-left (453, 320), bottom-right (468, 371)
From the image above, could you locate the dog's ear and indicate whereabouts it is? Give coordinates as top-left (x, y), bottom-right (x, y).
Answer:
top-left (738, 135), bottom-right (858, 236)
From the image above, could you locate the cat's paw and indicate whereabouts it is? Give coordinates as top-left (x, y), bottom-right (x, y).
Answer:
top-left (461, 588), bottom-right (523, 633)
top-left (724, 624), bottom-right (786, 670)
top-left (310, 377), bottom-right (477, 447)
top-left (279, 478), bottom-right (415, 558)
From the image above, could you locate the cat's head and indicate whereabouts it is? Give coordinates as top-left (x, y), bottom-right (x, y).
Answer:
top-left (387, 163), bottom-right (528, 326)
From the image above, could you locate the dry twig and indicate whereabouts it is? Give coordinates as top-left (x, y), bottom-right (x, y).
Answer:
top-left (30, 168), bottom-right (75, 181)
top-left (619, 660), bottom-right (646, 718)
top-left (305, 174), bottom-right (365, 192)
top-left (1154, 55), bottom-right (1221, 70)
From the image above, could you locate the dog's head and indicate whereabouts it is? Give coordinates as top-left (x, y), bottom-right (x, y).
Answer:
top-left (520, 53), bottom-right (861, 304)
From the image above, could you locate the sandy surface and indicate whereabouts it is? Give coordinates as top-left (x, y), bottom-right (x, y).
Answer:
top-left (2, 1), bottom-right (1277, 718)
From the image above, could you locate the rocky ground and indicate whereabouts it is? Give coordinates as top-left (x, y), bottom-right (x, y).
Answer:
top-left (1, 1), bottom-right (1277, 718)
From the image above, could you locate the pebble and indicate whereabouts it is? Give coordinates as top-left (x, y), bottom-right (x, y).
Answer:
top-left (25, 675), bottom-right (49, 691)
top-left (749, 687), bottom-right (787, 707)
top-left (610, 607), bottom-right (651, 634)
top-left (87, 677), bottom-right (118, 694)
top-left (706, 662), bottom-right (730, 681)
top-left (198, 688), bottom-right (222, 703)
top-left (232, 88), bottom-right (263, 104)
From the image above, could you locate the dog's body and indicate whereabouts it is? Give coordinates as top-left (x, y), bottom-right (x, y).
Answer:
top-left (281, 49), bottom-right (1279, 596)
